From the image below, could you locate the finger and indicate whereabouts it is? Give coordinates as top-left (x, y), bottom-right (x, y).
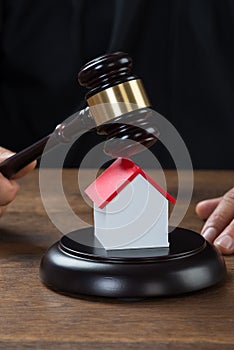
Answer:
top-left (214, 219), bottom-right (234, 255)
top-left (12, 160), bottom-right (37, 179)
top-left (0, 173), bottom-right (20, 206)
top-left (196, 197), bottom-right (222, 220)
top-left (201, 188), bottom-right (234, 243)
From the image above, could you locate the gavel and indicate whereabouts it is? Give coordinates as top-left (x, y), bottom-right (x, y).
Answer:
top-left (0, 52), bottom-right (159, 179)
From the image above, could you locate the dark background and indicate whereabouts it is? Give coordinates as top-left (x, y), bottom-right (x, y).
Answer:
top-left (0, 0), bottom-right (233, 169)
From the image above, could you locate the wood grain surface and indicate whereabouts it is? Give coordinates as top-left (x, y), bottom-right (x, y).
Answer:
top-left (0, 169), bottom-right (233, 350)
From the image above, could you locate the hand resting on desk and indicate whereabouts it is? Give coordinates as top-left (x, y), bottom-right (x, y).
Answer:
top-left (196, 188), bottom-right (234, 255)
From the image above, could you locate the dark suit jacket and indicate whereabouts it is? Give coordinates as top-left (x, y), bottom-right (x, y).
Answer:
top-left (0, 0), bottom-right (233, 168)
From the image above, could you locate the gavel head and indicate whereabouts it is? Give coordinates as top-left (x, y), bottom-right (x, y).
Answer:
top-left (78, 51), bottom-right (159, 158)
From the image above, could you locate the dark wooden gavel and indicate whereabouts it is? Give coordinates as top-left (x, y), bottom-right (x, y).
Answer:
top-left (0, 52), bottom-right (159, 179)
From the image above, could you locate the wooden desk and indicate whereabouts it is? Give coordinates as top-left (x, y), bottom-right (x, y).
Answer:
top-left (0, 170), bottom-right (233, 350)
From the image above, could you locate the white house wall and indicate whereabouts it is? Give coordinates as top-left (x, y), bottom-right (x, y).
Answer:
top-left (94, 174), bottom-right (169, 250)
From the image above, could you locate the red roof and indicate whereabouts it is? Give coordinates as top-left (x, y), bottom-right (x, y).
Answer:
top-left (85, 158), bottom-right (176, 209)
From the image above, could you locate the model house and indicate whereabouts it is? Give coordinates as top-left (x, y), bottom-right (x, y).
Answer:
top-left (85, 158), bottom-right (176, 251)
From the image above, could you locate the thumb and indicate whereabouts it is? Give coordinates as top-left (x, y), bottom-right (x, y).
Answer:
top-left (0, 146), bottom-right (37, 179)
top-left (0, 147), bottom-right (15, 162)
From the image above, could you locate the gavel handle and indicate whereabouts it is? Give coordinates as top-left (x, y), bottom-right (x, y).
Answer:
top-left (0, 107), bottom-right (95, 179)
top-left (0, 135), bottom-right (51, 179)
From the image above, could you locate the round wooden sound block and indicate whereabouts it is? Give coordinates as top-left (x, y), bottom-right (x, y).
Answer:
top-left (40, 227), bottom-right (226, 299)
